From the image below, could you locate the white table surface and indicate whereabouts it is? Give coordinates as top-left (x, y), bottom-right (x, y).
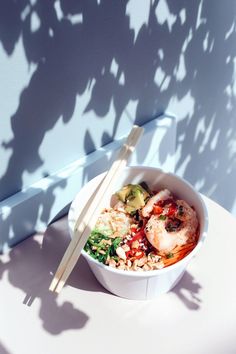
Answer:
top-left (1, 195), bottom-right (236, 354)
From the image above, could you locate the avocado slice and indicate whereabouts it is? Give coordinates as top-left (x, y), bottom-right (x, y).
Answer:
top-left (116, 184), bottom-right (132, 202)
top-left (116, 184), bottom-right (150, 213)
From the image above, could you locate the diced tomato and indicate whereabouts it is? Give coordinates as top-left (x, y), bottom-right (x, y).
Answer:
top-left (153, 205), bottom-right (163, 214)
top-left (130, 227), bottom-right (138, 233)
top-left (167, 203), bottom-right (177, 216)
top-left (126, 249), bottom-right (136, 258)
top-left (126, 249), bottom-right (144, 260)
top-left (126, 227), bottom-right (147, 260)
top-left (129, 228), bottom-right (145, 242)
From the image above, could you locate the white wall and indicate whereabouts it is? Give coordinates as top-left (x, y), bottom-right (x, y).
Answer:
top-left (1, 0), bottom-right (236, 248)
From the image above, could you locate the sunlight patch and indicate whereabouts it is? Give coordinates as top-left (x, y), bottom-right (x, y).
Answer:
top-left (155, 0), bottom-right (177, 32)
top-left (174, 53), bottom-right (186, 81)
top-left (226, 56), bottom-right (231, 64)
top-left (194, 117), bottom-right (205, 143)
top-left (67, 13), bottom-right (83, 25)
top-left (198, 116), bottom-right (215, 154)
top-left (54, 0), bottom-right (63, 21)
top-left (179, 9), bottom-right (186, 25)
top-left (21, 4), bottom-right (31, 21)
top-left (154, 67), bottom-right (165, 86)
top-left (203, 32), bottom-right (209, 52)
top-left (182, 28), bottom-right (193, 53)
top-left (210, 130), bottom-right (220, 151)
top-left (158, 48), bottom-right (164, 61)
top-left (232, 57), bottom-right (236, 96)
top-left (49, 28), bottom-right (54, 37)
top-left (30, 11), bottom-right (41, 32)
top-left (8, 225), bottom-right (14, 239)
top-left (110, 58), bottom-right (119, 77)
top-left (175, 153), bottom-right (191, 176)
top-left (196, 0), bottom-right (206, 30)
top-left (195, 178), bottom-right (205, 191)
top-left (228, 139), bottom-right (236, 159)
top-left (225, 22), bottom-right (235, 40)
top-left (126, 0), bottom-right (150, 42)
top-left (119, 72), bottom-right (125, 86)
top-left (167, 91), bottom-right (195, 121)
top-left (160, 75), bottom-right (171, 92)
top-left (209, 38), bottom-right (215, 53)
top-left (1, 206), bottom-right (11, 220)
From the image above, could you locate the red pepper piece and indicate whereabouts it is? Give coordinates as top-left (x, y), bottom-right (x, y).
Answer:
top-left (126, 249), bottom-right (144, 260)
top-left (167, 203), bottom-right (177, 216)
top-left (153, 205), bottom-right (163, 215)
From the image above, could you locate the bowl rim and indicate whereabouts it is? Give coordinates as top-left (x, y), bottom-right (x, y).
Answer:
top-left (68, 165), bottom-right (208, 278)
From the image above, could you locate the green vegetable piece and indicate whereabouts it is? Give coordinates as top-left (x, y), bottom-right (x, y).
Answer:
top-left (116, 183), bottom-right (150, 214)
top-left (166, 252), bottom-right (174, 259)
top-left (112, 237), bottom-right (122, 251)
top-left (178, 205), bottom-right (184, 216)
top-left (116, 184), bottom-right (132, 202)
top-left (158, 215), bottom-right (166, 220)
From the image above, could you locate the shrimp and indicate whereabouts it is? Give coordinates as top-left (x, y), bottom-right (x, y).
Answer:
top-left (144, 201), bottom-right (198, 254)
top-left (141, 189), bottom-right (171, 218)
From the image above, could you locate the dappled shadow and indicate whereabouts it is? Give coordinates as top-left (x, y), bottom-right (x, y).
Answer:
top-left (0, 342), bottom-right (11, 354)
top-left (0, 214), bottom-right (202, 343)
top-left (1, 218), bottom-right (88, 335)
top-left (0, 220), bottom-right (89, 335)
top-left (4, 0), bottom-right (235, 344)
top-left (172, 1), bottom-right (236, 213)
top-left (172, 270), bottom-right (202, 310)
top-left (1, 0), bottom-right (236, 279)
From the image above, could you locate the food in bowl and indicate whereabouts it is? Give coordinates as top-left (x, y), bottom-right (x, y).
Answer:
top-left (84, 182), bottom-right (199, 272)
top-left (68, 166), bottom-right (207, 300)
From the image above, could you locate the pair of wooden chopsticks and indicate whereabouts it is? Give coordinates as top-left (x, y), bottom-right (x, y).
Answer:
top-left (49, 125), bottom-right (144, 293)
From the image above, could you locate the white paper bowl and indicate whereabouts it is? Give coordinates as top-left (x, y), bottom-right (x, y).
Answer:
top-left (68, 166), bottom-right (208, 300)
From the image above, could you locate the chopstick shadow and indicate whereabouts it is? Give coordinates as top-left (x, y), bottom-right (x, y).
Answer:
top-left (2, 218), bottom-right (89, 335)
top-left (0, 341), bottom-right (11, 354)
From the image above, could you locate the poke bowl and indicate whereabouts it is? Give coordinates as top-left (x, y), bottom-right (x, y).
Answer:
top-left (68, 166), bottom-right (208, 300)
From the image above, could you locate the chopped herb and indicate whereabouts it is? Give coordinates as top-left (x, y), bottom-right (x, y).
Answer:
top-left (130, 210), bottom-right (137, 217)
top-left (111, 255), bottom-right (119, 262)
top-left (112, 237), bottom-right (122, 251)
top-left (84, 230), bottom-right (122, 264)
top-left (178, 205), bottom-right (184, 216)
top-left (158, 214), bottom-right (166, 220)
top-left (166, 252), bottom-right (174, 259)
top-left (165, 218), bottom-right (181, 232)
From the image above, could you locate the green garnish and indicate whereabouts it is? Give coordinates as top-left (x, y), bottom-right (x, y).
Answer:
top-left (178, 205), bottom-right (184, 216)
top-left (166, 252), bottom-right (174, 259)
top-left (84, 230), bottom-right (122, 264)
top-left (158, 215), bottom-right (166, 220)
top-left (112, 237), bottom-right (122, 251)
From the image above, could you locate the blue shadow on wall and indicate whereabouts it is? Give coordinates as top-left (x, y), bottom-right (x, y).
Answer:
top-left (1, 0), bottom-right (236, 252)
